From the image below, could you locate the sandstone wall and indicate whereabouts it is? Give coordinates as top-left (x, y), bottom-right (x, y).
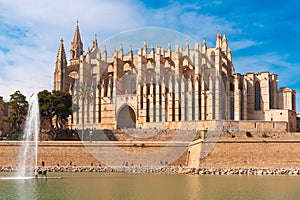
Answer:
top-left (0, 141), bottom-right (188, 167)
top-left (2, 131), bottom-right (300, 169)
top-left (198, 141), bottom-right (300, 168)
top-left (141, 120), bottom-right (288, 133)
top-left (188, 132), bottom-right (300, 168)
top-left (0, 142), bottom-right (100, 167)
top-left (187, 140), bottom-right (202, 168)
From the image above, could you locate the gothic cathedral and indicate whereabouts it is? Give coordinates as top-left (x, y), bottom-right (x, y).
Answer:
top-left (54, 24), bottom-right (297, 132)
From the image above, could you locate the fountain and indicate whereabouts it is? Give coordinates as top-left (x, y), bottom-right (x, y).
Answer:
top-left (0, 92), bottom-right (62, 181)
top-left (0, 92), bottom-right (40, 180)
top-left (15, 92), bottom-right (40, 178)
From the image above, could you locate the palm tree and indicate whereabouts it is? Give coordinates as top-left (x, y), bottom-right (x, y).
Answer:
top-left (73, 82), bottom-right (94, 140)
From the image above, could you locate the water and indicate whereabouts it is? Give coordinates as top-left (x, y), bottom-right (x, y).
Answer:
top-left (0, 173), bottom-right (300, 200)
top-left (15, 92), bottom-right (40, 178)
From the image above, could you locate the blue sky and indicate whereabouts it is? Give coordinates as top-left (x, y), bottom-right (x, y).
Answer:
top-left (0, 0), bottom-right (299, 111)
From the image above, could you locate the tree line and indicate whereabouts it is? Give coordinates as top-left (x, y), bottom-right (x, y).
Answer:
top-left (3, 90), bottom-right (73, 140)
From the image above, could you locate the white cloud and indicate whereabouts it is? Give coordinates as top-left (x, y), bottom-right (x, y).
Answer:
top-left (147, 2), bottom-right (238, 42)
top-left (234, 52), bottom-right (300, 112)
top-left (230, 39), bottom-right (263, 51)
top-left (0, 0), bottom-right (240, 101)
top-left (0, 43), bottom-right (54, 100)
top-left (0, 0), bottom-right (147, 99)
top-left (233, 52), bottom-right (300, 87)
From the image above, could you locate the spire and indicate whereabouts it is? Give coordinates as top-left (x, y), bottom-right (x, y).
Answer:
top-left (185, 40), bottom-right (189, 49)
top-left (221, 34), bottom-right (228, 53)
top-left (128, 45), bottom-right (133, 59)
top-left (119, 43), bottom-right (123, 58)
top-left (54, 38), bottom-right (67, 91)
top-left (93, 33), bottom-right (98, 48)
top-left (167, 41), bottom-right (171, 51)
top-left (166, 41), bottom-right (171, 58)
top-left (202, 38), bottom-right (206, 46)
top-left (73, 22), bottom-right (82, 46)
top-left (143, 40), bottom-right (147, 56)
top-left (102, 44), bottom-right (107, 62)
top-left (216, 30), bottom-right (222, 48)
top-left (57, 38), bottom-right (67, 64)
top-left (201, 38), bottom-right (207, 53)
top-left (150, 43), bottom-right (155, 58)
top-left (184, 40), bottom-right (189, 56)
top-left (103, 44), bottom-right (107, 53)
top-left (70, 21), bottom-right (83, 60)
top-left (113, 48), bottom-right (118, 58)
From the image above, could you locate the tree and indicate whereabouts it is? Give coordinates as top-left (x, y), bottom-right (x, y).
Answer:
top-left (38, 90), bottom-right (55, 130)
top-left (4, 91), bottom-right (28, 140)
top-left (52, 90), bottom-right (72, 129)
top-left (38, 90), bottom-right (72, 132)
top-left (73, 82), bottom-right (94, 140)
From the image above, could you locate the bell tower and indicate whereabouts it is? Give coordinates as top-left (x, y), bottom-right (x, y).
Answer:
top-left (70, 21), bottom-right (83, 65)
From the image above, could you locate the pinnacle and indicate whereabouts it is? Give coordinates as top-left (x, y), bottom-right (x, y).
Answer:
top-left (73, 24), bottom-right (82, 45)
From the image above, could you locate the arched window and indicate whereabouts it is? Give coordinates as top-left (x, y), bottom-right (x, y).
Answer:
top-left (269, 81), bottom-right (273, 109)
top-left (292, 93), bottom-right (296, 111)
top-left (108, 64), bottom-right (114, 73)
top-left (230, 97), bottom-right (234, 120)
top-left (183, 58), bottom-right (189, 68)
top-left (255, 82), bottom-right (261, 110)
top-left (210, 52), bottom-right (215, 68)
top-left (165, 60), bottom-right (170, 68)
top-left (230, 83), bottom-right (234, 91)
top-left (123, 63), bottom-right (131, 71)
top-left (208, 75), bottom-right (212, 91)
top-left (130, 78), bottom-right (136, 94)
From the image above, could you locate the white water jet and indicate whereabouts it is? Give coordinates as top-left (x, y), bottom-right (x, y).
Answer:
top-left (15, 92), bottom-right (40, 178)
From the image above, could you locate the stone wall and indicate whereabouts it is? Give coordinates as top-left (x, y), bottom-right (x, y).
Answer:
top-left (0, 141), bottom-right (188, 167)
top-left (0, 142), bottom-right (100, 167)
top-left (141, 120), bottom-right (288, 133)
top-left (187, 140), bottom-right (202, 168)
top-left (2, 131), bottom-right (300, 169)
top-left (198, 141), bottom-right (300, 168)
top-left (188, 132), bottom-right (300, 168)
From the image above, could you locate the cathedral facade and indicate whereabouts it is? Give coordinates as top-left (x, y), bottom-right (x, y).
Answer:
top-left (54, 25), bottom-right (297, 132)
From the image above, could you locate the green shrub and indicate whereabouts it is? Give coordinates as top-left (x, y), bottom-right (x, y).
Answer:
top-left (261, 132), bottom-right (269, 138)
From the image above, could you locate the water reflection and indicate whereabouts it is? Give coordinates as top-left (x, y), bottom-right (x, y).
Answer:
top-left (0, 179), bottom-right (38, 200)
top-left (0, 177), bottom-right (68, 200)
top-left (0, 173), bottom-right (300, 200)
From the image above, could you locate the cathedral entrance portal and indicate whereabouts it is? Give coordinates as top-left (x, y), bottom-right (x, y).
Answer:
top-left (117, 105), bottom-right (136, 129)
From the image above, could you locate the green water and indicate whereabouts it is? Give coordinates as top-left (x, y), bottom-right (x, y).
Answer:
top-left (0, 173), bottom-right (300, 200)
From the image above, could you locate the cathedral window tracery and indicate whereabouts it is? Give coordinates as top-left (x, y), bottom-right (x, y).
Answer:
top-left (255, 82), bottom-right (261, 110)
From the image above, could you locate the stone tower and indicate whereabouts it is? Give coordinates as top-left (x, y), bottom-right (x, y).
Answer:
top-left (53, 38), bottom-right (67, 91)
top-left (70, 22), bottom-right (83, 65)
top-left (54, 23), bottom-right (83, 92)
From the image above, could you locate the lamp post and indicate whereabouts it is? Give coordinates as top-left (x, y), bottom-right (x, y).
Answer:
top-left (74, 82), bottom-right (94, 141)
